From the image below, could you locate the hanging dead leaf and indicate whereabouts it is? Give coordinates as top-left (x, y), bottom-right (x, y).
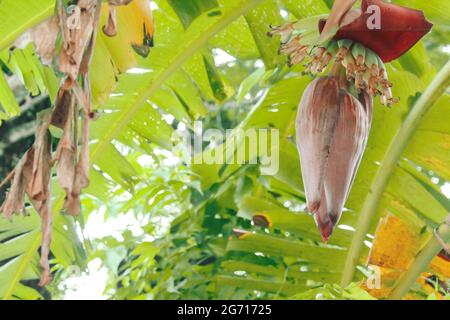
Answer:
top-left (103, 5), bottom-right (118, 37)
top-left (55, 1), bottom-right (101, 217)
top-left (1, 154), bottom-right (28, 219)
top-left (103, 1), bottom-right (134, 37)
top-left (65, 105), bottom-right (91, 216)
top-left (29, 113), bottom-right (53, 201)
top-left (59, 0), bottom-right (98, 79)
top-left (76, 114), bottom-right (90, 191)
top-left (26, 112), bottom-right (53, 287)
top-left (56, 96), bottom-right (76, 204)
top-left (3, 0), bottom-right (125, 287)
top-left (1, 112), bottom-right (51, 216)
top-left (51, 85), bottom-right (74, 129)
top-left (1, 110), bottom-right (53, 286)
top-left (14, 16), bottom-right (60, 66)
top-left (37, 195), bottom-right (53, 287)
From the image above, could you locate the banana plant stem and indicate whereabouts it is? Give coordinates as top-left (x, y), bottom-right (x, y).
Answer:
top-left (388, 217), bottom-right (450, 300)
top-left (341, 59), bottom-right (450, 287)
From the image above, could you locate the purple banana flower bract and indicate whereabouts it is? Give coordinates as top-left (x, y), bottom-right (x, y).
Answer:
top-left (296, 76), bottom-right (373, 241)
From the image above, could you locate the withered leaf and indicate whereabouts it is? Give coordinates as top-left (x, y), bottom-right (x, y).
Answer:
top-left (5, 0), bottom-right (105, 287)
top-left (65, 113), bottom-right (90, 216)
top-left (56, 97), bottom-right (76, 195)
top-left (29, 112), bottom-right (53, 202)
top-left (1, 110), bottom-right (53, 287)
top-left (54, 95), bottom-right (78, 215)
top-left (14, 16), bottom-right (60, 66)
top-left (0, 155), bottom-right (27, 219)
top-left (51, 86), bottom-right (74, 129)
top-left (26, 113), bottom-right (53, 286)
top-left (80, 1), bottom-right (103, 77)
top-left (1, 0), bottom-right (104, 288)
top-left (38, 196), bottom-right (53, 287)
top-left (59, 1), bottom-right (97, 79)
top-left (77, 115), bottom-right (91, 191)
top-left (103, 5), bottom-right (118, 37)
top-left (104, 0), bottom-right (135, 37)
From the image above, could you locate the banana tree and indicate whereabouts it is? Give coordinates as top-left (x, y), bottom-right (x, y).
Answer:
top-left (0, 0), bottom-right (448, 300)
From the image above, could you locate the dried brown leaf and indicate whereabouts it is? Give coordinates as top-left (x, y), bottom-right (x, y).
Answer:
top-left (51, 86), bottom-right (74, 129)
top-left (2, 111), bottom-right (54, 286)
top-left (2, 0), bottom-right (104, 287)
top-left (59, 1), bottom-right (97, 79)
top-left (29, 112), bottom-right (53, 201)
top-left (14, 16), bottom-right (60, 66)
top-left (1, 157), bottom-right (26, 219)
top-left (103, 6), bottom-right (117, 37)
top-left (104, 0), bottom-right (134, 37)
top-left (56, 97), bottom-right (76, 194)
top-left (80, 1), bottom-right (103, 77)
top-left (66, 113), bottom-right (90, 216)
top-left (37, 196), bottom-right (52, 287)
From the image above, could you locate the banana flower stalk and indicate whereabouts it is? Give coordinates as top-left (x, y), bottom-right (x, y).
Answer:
top-left (269, 0), bottom-right (432, 240)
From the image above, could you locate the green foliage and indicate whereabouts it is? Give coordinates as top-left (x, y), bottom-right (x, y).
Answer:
top-left (0, 0), bottom-right (449, 300)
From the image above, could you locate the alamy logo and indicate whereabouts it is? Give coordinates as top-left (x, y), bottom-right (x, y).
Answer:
top-left (172, 122), bottom-right (280, 175)
top-left (366, 5), bottom-right (381, 30)
top-left (366, 265), bottom-right (382, 290)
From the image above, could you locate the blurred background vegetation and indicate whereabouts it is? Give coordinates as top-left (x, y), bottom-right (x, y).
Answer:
top-left (0, 0), bottom-right (449, 300)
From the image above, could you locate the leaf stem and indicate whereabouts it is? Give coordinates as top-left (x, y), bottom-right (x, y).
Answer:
top-left (341, 59), bottom-right (450, 287)
top-left (388, 215), bottom-right (450, 300)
